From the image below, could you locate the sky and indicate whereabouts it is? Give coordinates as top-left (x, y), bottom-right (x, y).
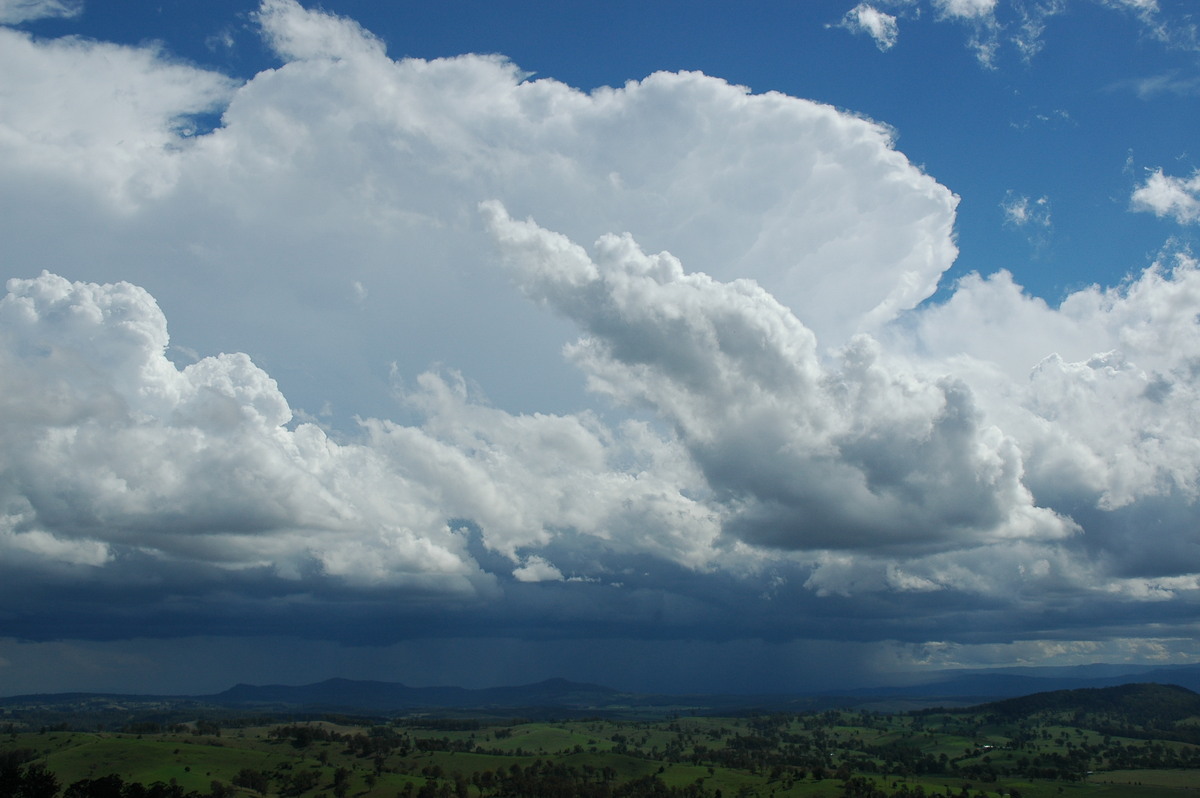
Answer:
top-left (1, 0), bottom-right (1200, 697)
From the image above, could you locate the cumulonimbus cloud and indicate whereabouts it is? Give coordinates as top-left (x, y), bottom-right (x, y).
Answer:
top-left (2, 0), bottom-right (1200, 654)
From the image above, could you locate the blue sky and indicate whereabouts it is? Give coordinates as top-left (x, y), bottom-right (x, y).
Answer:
top-left (1, 0), bottom-right (1200, 695)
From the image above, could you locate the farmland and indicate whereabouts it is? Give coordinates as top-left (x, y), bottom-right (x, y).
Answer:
top-left (3, 683), bottom-right (1200, 797)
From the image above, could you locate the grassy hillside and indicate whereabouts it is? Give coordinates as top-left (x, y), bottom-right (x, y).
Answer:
top-left (963, 683), bottom-right (1200, 745)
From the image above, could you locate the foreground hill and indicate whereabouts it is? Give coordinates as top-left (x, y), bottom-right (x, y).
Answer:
top-left (978, 682), bottom-right (1200, 721)
top-left (962, 682), bottom-right (1200, 744)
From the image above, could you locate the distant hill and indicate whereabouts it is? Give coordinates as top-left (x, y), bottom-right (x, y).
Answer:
top-left (976, 682), bottom-right (1200, 724)
top-left (205, 677), bottom-right (848, 717)
top-left (937, 682), bottom-right (1200, 745)
top-left (838, 662), bottom-right (1200, 701)
top-left (8, 663), bottom-right (1200, 723)
top-left (209, 676), bottom-right (624, 713)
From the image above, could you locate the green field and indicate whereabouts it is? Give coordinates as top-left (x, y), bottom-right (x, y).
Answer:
top-left (5, 688), bottom-right (1200, 798)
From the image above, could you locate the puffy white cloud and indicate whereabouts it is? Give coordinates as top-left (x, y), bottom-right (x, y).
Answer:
top-left (361, 370), bottom-right (724, 570)
top-left (0, 0), bottom-right (78, 24)
top-left (0, 272), bottom-right (495, 594)
top-left (0, 269), bottom-right (730, 600)
top-left (513, 555), bottom-right (565, 583)
top-left (1024, 254), bottom-right (1200, 505)
top-left (256, 0), bottom-right (385, 62)
top-left (840, 4), bottom-right (901, 51)
top-left (0, 27), bottom-right (235, 208)
top-left (1131, 168), bottom-right (1200, 224)
top-left (899, 249), bottom-right (1200, 513)
top-left (483, 202), bottom-right (1075, 557)
top-left (893, 250), bottom-right (1200, 600)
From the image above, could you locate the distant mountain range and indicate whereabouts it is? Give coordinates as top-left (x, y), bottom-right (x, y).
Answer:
top-left (209, 676), bottom-right (631, 713)
top-left (6, 663), bottom-right (1200, 719)
top-left (838, 662), bottom-right (1200, 701)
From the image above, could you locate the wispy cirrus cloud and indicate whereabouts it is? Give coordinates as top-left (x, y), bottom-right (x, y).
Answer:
top-left (1116, 72), bottom-right (1200, 99)
top-left (833, 0), bottom-right (1196, 66)
top-left (1002, 192), bottom-right (1052, 228)
top-left (1001, 191), bottom-right (1054, 250)
top-left (0, 0), bottom-right (79, 24)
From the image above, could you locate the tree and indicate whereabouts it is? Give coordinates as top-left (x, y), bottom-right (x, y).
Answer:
top-left (64, 774), bottom-right (126, 798)
top-left (0, 763), bottom-right (60, 798)
top-left (232, 769), bottom-right (269, 796)
top-left (332, 767), bottom-right (352, 798)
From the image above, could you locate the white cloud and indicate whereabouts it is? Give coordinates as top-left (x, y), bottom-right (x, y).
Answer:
top-left (803, 538), bottom-right (1089, 598)
top-left (932, 0), bottom-right (1002, 66)
top-left (1131, 168), bottom-right (1200, 224)
top-left (256, 0), bottom-right (385, 62)
top-left (1106, 573), bottom-right (1200, 600)
top-left (1011, 0), bottom-right (1067, 60)
top-left (0, 526), bottom-right (111, 568)
top-left (933, 0), bottom-right (997, 19)
top-left (0, 0), bottom-right (79, 24)
top-left (1096, 0), bottom-right (1165, 39)
top-left (840, 4), bottom-right (901, 51)
top-left (0, 270), bottom-right (729, 592)
top-left (512, 555), bottom-right (565, 583)
top-left (1023, 255), bottom-right (1200, 509)
top-left (483, 202), bottom-right (1075, 557)
top-left (886, 635), bottom-right (1200, 671)
top-left (1001, 191), bottom-right (1053, 249)
top-left (0, 272), bottom-right (495, 593)
top-left (1121, 72), bottom-right (1200, 99)
top-left (901, 250), bottom-right (1200, 522)
top-left (362, 370), bottom-right (724, 570)
top-left (0, 28), bottom-right (235, 209)
top-left (1001, 192), bottom-right (1051, 228)
top-left (918, 0), bottom-right (1191, 67)
top-left (2, 0), bottom-right (954, 354)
